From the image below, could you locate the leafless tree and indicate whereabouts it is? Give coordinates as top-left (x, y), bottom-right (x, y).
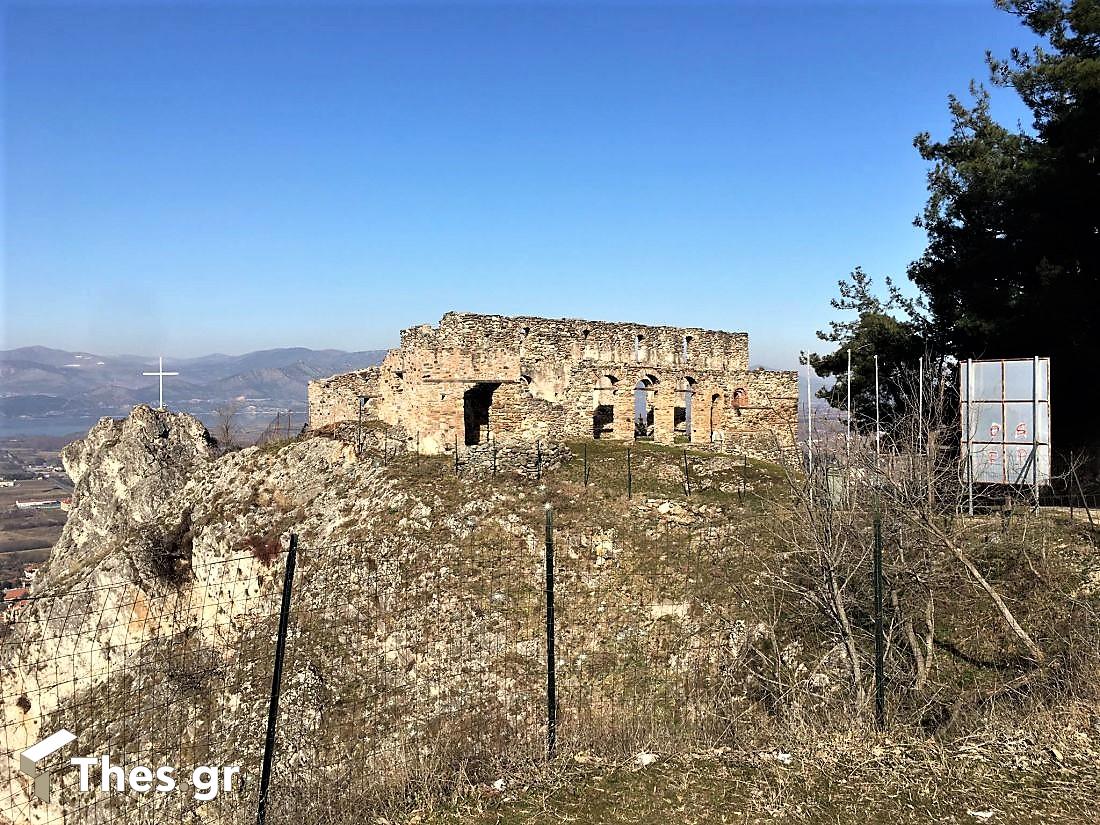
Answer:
top-left (760, 364), bottom-right (1077, 729)
top-left (214, 399), bottom-right (243, 450)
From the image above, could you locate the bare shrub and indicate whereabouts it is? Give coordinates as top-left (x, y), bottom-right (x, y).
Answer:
top-left (243, 532), bottom-right (282, 566)
top-left (214, 399), bottom-right (244, 451)
top-left (762, 364), bottom-right (1098, 734)
top-left (146, 510), bottom-right (194, 586)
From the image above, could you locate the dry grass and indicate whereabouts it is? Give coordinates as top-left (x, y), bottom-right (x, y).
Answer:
top-left (270, 429), bottom-right (1100, 824)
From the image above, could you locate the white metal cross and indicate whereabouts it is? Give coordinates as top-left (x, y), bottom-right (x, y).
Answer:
top-left (142, 356), bottom-right (179, 410)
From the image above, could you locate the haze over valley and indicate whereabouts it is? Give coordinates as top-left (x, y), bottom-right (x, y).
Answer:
top-left (0, 345), bottom-right (386, 436)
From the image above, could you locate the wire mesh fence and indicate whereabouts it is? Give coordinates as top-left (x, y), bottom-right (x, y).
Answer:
top-left (0, 551), bottom-right (285, 824)
top-left (2, 515), bottom-right (746, 824)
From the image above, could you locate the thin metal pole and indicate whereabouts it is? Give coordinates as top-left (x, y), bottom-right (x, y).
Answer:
top-left (583, 443), bottom-right (589, 486)
top-left (741, 454), bottom-right (747, 504)
top-left (1032, 356), bottom-right (1040, 507)
top-left (357, 397), bottom-right (364, 456)
top-left (918, 357), bottom-right (924, 458)
top-left (967, 359), bottom-right (974, 516)
top-left (256, 534), bottom-right (298, 825)
top-left (626, 448), bottom-right (633, 499)
top-left (544, 505), bottom-right (557, 759)
top-left (1073, 466), bottom-right (1096, 529)
top-left (872, 509), bottom-right (885, 730)
top-left (806, 356), bottom-right (813, 484)
top-left (874, 354), bottom-right (881, 465)
top-left (454, 433), bottom-right (459, 475)
top-left (683, 449), bottom-right (691, 496)
top-left (846, 348), bottom-right (852, 504)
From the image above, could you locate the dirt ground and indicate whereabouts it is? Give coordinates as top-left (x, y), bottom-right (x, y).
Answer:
top-left (0, 437), bottom-right (72, 588)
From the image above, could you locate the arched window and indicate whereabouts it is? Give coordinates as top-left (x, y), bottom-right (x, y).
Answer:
top-left (633, 377), bottom-right (656, 439)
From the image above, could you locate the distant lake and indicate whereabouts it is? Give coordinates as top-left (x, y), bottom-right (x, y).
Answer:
top-left (0, 417), bottom-right (101, 438)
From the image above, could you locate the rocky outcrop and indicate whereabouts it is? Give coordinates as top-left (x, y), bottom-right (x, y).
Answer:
top-left (48, 406), bottom-right (217, 581)
top-left (1, 406), bottom-right (749, 825)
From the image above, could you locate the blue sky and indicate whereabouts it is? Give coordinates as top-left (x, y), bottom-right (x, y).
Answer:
top-left (2, 1), bottom-right (1035, 367)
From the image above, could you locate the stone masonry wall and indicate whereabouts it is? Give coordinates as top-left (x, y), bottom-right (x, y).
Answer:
top-left (307, 369), bottom-right (380, 428)
top-left (307, 313), bottom-right (797, 460)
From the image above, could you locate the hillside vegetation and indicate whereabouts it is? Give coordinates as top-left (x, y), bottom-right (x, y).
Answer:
top-left (2, 408), bottom-right (1097, 824)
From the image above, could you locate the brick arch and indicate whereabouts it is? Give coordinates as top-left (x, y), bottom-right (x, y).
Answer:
top-left (732, 386), bottom-right (749, 412)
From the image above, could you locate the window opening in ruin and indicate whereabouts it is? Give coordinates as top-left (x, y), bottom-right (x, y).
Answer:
top-left (633, 334), bottom-right (644, 362)
top-left (732, 387), bottom-right (748, 416)
top-left (463, 382), bottom-right (500, 446)
top-left (593, 375), bottom-right (618, 438)
top-left (710, 393), bottom-right (722, 442)
top-left (683, 335), bottom-right (693, 360)
top-left (634, 378), bottom-right (655, 439)
top-left (675, 377), bottom-right (696, 442)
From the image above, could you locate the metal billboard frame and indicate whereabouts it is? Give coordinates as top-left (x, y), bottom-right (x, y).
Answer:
top-left (960, 356), bottom-right (1051, 514)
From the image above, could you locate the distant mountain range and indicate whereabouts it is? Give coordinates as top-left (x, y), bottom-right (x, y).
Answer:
top-left (0, 346), bottom-right (387, 423)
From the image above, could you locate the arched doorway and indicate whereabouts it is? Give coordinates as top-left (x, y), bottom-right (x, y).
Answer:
top-left (633, 375), bottom-right (657, 439)
top-left (675, 377), bottom-right (697, 441)
top-left (592, 375), bottom-right (618, 438)
top-left (709, 393), bottom-right (723, 443)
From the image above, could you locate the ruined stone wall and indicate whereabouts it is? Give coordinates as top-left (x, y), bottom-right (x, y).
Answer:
top-left (556, 364), bottom-right (798, 453)
top-left (307, 369), bottom-right (380, 429)
top-left (307, 313), bottom-right (796, 460)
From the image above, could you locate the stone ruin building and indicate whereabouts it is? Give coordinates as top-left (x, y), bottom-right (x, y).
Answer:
top-left (307, 312), bottom-right (799, 460)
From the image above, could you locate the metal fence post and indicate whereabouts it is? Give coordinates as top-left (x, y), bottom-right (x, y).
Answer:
top-left (627, 448), bottom-right (632, 499)
top-left (872, 508), bottom-right (885, 730)
top-left (742, 454), bottom-right (748, 502)
top-left (544, 505), bottom-right (557, 759)
top-left (583, 443), bottom-right (589, 487)
top-left (683, 449), bottom-right (691, 496)
top-left (1072, 464), bottom-right (1096, 529)
top-left (966, 358), bottom-right (974, 516)
top-left (356, 397), bottom-right (365, 456)
top-left (256, 534), bottom-right (298, 825)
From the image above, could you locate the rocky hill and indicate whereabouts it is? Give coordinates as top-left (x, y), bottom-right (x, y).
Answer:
top-left (2, 408), bottom-right (767, 823)
top-left (2, 408), bottom-right (1097, 824)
